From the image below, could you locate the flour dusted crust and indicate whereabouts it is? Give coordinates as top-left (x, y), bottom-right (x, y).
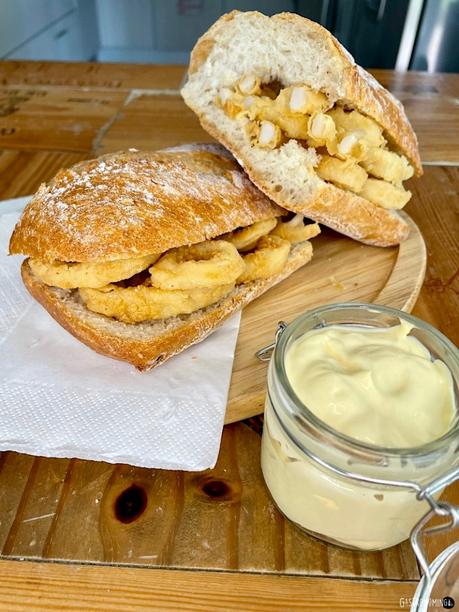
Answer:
top-left (21, 240), bottom-right (313, 370)
top-left (12, 144), bottom-right (317, 369)
top-left (9, 147), bottom-right (284, 262)
top-left (182, 10), bottom-right (422, 246)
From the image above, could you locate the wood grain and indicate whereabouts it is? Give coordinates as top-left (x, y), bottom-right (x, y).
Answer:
top-left (0, 558), bottom-right (418, 612)
top-left (96, 94), bottom-right (212, 153)
top-left (395, 94), bottom-right (459, 165)
top-left (0, 150), bottom-right (88, 197)
top-left (225, 213), bottom-right (425, 424)
top-left (371, 69), bottom-right (459, 100)
top-left (361, 70), bottom-right (459, 164)
top-left (0, 453), bottom-right (35, 552)
top-left (406, 167), bottom-right (459, 344)
top-left (373, 211), bottom-right (426, 311)
top-left (0, 64), bottom-right (458, 601)
top-left (0, 60), bottom-right (186, 90)
top-left (0, 424), bottom-right (419, 580)
top-left (0, 86), bottom-right (128, 152)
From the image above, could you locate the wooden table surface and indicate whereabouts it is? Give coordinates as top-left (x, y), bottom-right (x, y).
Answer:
top-left (0, 61), bottom-right (458, 611)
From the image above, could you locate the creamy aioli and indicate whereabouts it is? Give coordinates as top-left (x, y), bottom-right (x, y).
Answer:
top-left (261, 319), bottom-right (458, 550)
top-left (261, 402), bottom-right (440, 549)
top-left (284, 321), bottom-right (455, 447)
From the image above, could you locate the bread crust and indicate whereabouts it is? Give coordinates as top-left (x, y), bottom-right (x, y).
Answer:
top-left (192, 113), bottom-right (409, 246)
top-left (182, 10), bottom-right (421, 246)
top-left (187, 10), bottom-right (421, 174)
top-left (21, 240), bottom-right (313, 370)
top-left (9, 147), bottom-right (284, 263)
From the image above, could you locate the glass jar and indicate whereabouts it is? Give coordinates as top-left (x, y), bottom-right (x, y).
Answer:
top-left (260, 303), bottom-right (459, 551)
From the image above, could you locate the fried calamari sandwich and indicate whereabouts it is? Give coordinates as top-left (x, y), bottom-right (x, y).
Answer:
top-left (9, 145), bottom-right (319, 370)
top-left (181, 11), bottom-right (423, 247)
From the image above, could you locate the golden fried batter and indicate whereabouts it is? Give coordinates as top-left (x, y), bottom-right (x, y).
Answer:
top-left (237, 235), bottom-right (290, 284)
top-left (317, 155), bottom-right (368, 193)
top-left (149, 240), bottom-right (245, 290)
top-left (79, 282), bottom-right (235, 323)
top-left (359, 178), bottom-right (411, 209)
top-left (361, 148), bottom-right (414, 184)
top-left (223, 217), bottom-right (277, 251)
top-left (29, 253), bottom-right (159, 289)
top-left (271, 216), bottom-right (321, 244)
top-left (328, 107), bottom-right (385, 148)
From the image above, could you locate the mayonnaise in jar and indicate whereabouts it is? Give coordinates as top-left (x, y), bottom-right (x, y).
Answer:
top-left (261, 304), bottom-right (459, 550)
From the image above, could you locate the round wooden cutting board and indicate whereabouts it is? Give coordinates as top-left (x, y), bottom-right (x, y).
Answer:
top-left (224, 211), bottom-right (426, 424)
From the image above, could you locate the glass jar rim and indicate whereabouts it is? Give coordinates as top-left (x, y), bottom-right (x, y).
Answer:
top-left (274, 302), bottom-right (459, 459)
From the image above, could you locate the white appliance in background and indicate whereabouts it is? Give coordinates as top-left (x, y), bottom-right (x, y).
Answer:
top-left (0, 0), bottom-right (99, 61)
top-left (398, 0), bottom-right (459, 72)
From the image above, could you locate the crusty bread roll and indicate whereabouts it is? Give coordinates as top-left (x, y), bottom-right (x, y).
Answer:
top-left (10, 145), bottom-right (315, 370)
top-left (181, 11), bottom-right (423, 247)
top-left (9, 147), bottom-right (285, 262)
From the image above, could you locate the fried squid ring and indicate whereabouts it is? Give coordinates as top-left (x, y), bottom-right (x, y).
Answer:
top-left (149, 240), bottom-right (245, 290)
top-left (237, 235), bottom-right (290, 284)
top-left (79, 282), bottom-right (235, 324)
top-left (29, 253), bottom-right (160, 289)
top-left (224, 218), bottom-right (277, 252)
top-left (271, 215), bottom-right (321, 244)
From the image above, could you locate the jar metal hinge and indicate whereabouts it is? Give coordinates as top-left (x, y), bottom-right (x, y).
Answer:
top-left (255, 321), bottom-right (288, 362)
top-left (410, 468), bottom-right (459, 582)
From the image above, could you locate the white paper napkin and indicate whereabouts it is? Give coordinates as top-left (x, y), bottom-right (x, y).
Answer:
top-left (0, 198), bottom-right (241, 471)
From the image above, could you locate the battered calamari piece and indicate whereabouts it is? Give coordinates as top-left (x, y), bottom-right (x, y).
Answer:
top-left (271, 216), bottom-right (321, 244)
top-left (328, 107), bottom-right (385, 149)
top-left (307, 112), bottom-right (336, 150)
top-left (80, 225), bottom-right (298, 321)
top-left (79, 282), bottom-right (235, 324)
top-left (359, 179), bottom-right (412, 210)
top-left (237, 235), bottom-right (290, 284)
top-left (316, 156), bottom-right (368, 194)
top-left (223, 217), bottom-right (277, 251)
top-left (150, 240), bottom-right (245, 290)
top-left (181, 11), bottom-right (423, 246)
top-left (360, 148), bottom-right (414, 184)
top-left (29, 253), bottom-right (160, 289)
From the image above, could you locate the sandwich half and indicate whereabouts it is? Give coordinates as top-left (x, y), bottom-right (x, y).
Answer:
top-left (181, 11), bottom-right (423, 247)
top-left (9, 145), bottom-right (319, 370)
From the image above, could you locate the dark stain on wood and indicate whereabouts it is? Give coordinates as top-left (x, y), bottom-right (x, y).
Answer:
top-left (200, 479), bottom-right (233, 501)
top-left (114, 484), bottom-right (148, 524)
